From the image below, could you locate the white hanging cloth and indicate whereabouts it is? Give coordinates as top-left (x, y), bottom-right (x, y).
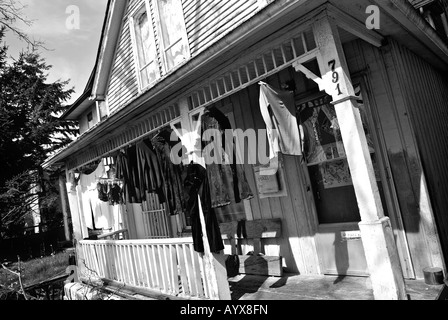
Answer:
top-left (259, 82), bottom-right (303, 159)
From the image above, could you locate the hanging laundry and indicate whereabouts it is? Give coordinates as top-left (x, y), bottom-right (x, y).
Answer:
top-left (97, 182), bottom-right (109, 202)
top-left (108, 183), bottom-right (124, 206)
top-left (183, 162), bottom-right (224, 253)
top-left (259, 82), bottom-right (303, 159)
top-left (115, 147), bottom-right (143, 204)
top-left (78, 161), bottom-right (114, 231)
top-left (135, 139), bottom-right (165, 203)
top-left (152, 128), bottom-right (186, 216)
top-left (201, 107), bottom-right (253, 220)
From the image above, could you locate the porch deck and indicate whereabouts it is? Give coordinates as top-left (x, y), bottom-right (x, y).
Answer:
top-left (228, 274), bottom-right (446, 300)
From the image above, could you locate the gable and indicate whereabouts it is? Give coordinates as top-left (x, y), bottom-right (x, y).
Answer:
top-left (103, 0), bottom-right (264, 115)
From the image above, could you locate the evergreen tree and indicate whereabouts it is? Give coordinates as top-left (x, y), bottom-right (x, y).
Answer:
top-left (0, 27), bottom-right (78, 238)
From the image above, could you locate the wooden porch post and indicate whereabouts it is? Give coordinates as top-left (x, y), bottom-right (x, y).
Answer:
top-left (64, 168), bottom-right (87, 281)
top-left (59, 174), bottom-right (72, 241)
top-left (177, 98), bottom-right (231, 300)
top-left (293, 16), bottom-right (407, 300)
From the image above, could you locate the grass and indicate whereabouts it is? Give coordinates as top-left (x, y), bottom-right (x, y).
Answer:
top-left (0, 251), bottom-right (71, 292)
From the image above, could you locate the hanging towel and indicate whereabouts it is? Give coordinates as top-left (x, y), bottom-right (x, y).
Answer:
top-left (259, 82), bottom-right (303, 158)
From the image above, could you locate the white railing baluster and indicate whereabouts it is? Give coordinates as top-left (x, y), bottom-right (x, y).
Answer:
top-left (162, 244), bottom-right (172, 293)
top-left (183, 243), bottom-right (194, 296)
top-left (98, 244), bottom-right (106, 278)
top-left (155, 245), bottom-right (166, 292)
top-left (176, 243), bottom-right (188, 297)
top-left (135, 244), bottom-right (143, 287)
top-left (116, 244), bottom-right (125, 283)
top-left (169, 244), bottom-right (179, 296)
top-left (121, 244), bottom-right (130, 284)
top-left (127, 245), bottom-right (137, 286)
top-left (141, 244), bottom-right (152, 288)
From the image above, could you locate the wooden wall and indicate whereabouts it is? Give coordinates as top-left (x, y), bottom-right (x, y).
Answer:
top-left (107, 0), bottom-right (140, 114)
top-left (389, 40), bottom-right (448, 270)
top-left (342, 38), bottom-right (447, 278)
top-left (209, 67), bottom-right (321, 275)
top-left (182, 0), bottom-right (259, 56)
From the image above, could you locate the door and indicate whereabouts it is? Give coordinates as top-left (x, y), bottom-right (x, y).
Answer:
top-left (297, 84), bottom-right (388, 276)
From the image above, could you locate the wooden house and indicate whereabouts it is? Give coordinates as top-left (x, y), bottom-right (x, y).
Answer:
top-left (44, 0), bottom-right (448, 300)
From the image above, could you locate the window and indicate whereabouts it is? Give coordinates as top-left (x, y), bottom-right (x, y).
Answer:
top-left (87, 112), bottom-right (94, 129)
top-left (131, 0), bottom-right (190, 91)
top-left (154, 0), bottom-right (190, 70)
top-left (298, 84), bottom-right (388, 225)
top-left (132, 8), bottom-right (160, 88)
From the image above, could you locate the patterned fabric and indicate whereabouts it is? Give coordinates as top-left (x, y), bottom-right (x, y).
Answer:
top-left (151, 129), bottom-right (186, 216)
top-left (201, 107), bottom-right (253, 222)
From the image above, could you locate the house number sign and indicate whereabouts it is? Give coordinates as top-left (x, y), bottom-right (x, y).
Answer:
top-left (341, 230), bottom-right (362, 241)
top-left (328, 59), bottom-right (343, 96)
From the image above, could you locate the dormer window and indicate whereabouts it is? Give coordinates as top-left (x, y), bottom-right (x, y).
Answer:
top-left (130, 0), bottom-right (190, 91)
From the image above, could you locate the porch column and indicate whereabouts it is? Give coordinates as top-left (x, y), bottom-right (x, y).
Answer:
top-left (59, 174), bottom-right (72, 241)
top-left (174, 99), bottom-right (231, 300)
top-left (294, 16), bottom-right (406, 300)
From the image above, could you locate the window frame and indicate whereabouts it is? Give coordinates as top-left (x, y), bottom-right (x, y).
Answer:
top-left (129, 0), bottom-right (190, 92)
top-left (151, 0), bottom-right (191, 73)
top-left (129, 3), bottom-right (161, 91)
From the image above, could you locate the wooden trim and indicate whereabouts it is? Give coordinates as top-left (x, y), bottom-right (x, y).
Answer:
top-left (327, 4), bottom-right (384, 47)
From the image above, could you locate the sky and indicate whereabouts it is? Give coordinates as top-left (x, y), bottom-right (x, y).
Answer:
top-left (4, 0), bottom-right (109, 104)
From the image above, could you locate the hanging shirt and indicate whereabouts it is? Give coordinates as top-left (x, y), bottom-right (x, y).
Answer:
top-left (79, 162), bottom-right (114, 231)
top-left (259, 82), bottom-right (303, 159)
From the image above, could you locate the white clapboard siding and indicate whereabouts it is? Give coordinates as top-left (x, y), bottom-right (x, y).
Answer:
top-left (80, 238), bottom-right (211, 299)
top-left (106, 0), bottom-right (261, 114)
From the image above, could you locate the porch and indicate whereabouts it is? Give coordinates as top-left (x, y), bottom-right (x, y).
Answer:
top-left (75, 236), bottom-right (446, 301)
top-left (228, 274), bottom-right (445, 301)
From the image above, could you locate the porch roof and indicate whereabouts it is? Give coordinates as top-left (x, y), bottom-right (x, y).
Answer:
top-left (43, 0), bottom-right (448, 171)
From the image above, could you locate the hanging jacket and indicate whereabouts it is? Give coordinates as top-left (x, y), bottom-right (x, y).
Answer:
top-left (201, 107), bottom-right (253, 213)
top-left (152, 128), bottom-right (186, 216)
top-left (136, 139), bottom-right (165, 202)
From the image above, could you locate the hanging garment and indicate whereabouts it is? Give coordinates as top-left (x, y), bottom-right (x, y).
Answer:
top-left (108, 183), bottom-right (124, 206)
top-left (97, 182), bottom-right (109, 202)
top-left (115, 147), bottom-right (142, 204)
top-left (136, 139), bottom-right (166, 202)
top-left (259, 82), bottom-right (303, 158)
top-left (201, 107), bottom-right (253, 218)
top-left (183, 162), bottom-right (224, 253)
top-left (152, 128), bottom-right (186, 216)
top-left (79, 162), bottom-right (114, 231)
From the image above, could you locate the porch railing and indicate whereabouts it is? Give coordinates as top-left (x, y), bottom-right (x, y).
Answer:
top-left (79, 238), bottom-right (212, 300)
top-left (97, 229), bottom-right (129, 240)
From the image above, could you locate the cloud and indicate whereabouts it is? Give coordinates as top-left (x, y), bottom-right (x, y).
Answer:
top-left (4, 0), bottom-right (109, 103)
